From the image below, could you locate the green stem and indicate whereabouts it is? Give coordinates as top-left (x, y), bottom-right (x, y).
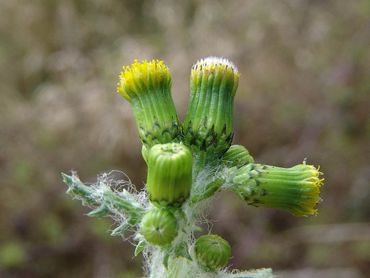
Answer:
top-left (61, 173), bottom-right (96, 206)
top-left (103, 190), bottom-right (145, 225)
top-left (62, 173), bottom-right (145, 224)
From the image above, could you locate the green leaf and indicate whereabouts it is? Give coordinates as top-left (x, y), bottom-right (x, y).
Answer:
top-left (134, 240), bottom-right (146, 256)
top-left (163, 252), bottom-right (170, 269)
top-left (110, 222), bottom-right (129, 236)
top-left (87, 205), bottom-right (109, 217)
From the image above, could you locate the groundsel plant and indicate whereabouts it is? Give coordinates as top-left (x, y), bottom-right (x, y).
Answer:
top-left (62, 57), bottom-right (324, 278)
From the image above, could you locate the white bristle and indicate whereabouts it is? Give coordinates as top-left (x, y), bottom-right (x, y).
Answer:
top-left (192, 56), bottom-right (238, 73)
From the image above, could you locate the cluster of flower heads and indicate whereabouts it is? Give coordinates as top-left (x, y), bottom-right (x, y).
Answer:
top-left (64, 57), bottom-right (323, 276)
top-left (115, 57), bottom-right (322, 271)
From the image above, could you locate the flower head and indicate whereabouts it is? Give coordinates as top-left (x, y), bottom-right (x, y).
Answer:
top-left (146, 143), bottom-right (193, 206)
top-left (191, 56), bottom-right (239, 96)
top-left (194, 234), bottom-right (231, 272)
top-left (117, 59), bottom-right (171, 101)
top-left (117, 60), bottom-right (180, 146)
top-left (183, 57), bottom-right (240, 157)
top-left (140, 207), bottom-right (178, 246)
top-left (232, 163), bottom-right (324, 216)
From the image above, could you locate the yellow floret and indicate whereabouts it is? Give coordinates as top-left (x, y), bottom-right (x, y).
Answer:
top-left (117, 59), bottom-right (171, 101)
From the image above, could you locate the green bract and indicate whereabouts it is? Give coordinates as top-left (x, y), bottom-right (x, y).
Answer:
top-left (147, 143), bottom-right (192, 206)
top-left (194, 234), bottom-right (231, 272)
top-left (140, 207), bottom-right (178, 246)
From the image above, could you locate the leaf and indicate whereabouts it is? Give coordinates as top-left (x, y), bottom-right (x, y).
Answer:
top-left (87, 205), bottom-right (109, 217)
top-left (163, 252), bottom-right (170, 269)
top-left (110, 222), bottom-right (129, 236)
top-left (134, 240), bottom-right (146, 256)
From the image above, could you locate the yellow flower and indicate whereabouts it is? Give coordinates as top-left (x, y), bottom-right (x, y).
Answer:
top-left (117, 59), bottom-right (171, 101)
top-left (116, 60), bottom-right (180, 146)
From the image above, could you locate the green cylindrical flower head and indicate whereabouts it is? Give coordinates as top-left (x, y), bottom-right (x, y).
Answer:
top-left (183, 57), bottom-right (239, 157)
top-left (140, 207), bottom-right (177, 246)
top-left (194, 234), bottom-right (231, 272)
top-left (147, 143), bottom-right (192, 206)
top-left (232, 163), bottom-right (324, 216)
top-left (117, 59), bottom-right (180, 147)
top-left (222, 145), bottom-right (254, 167)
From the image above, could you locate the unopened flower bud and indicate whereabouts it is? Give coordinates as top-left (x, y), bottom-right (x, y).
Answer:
top-left (117, 59), bottom-right (180, 147)
top-left (232, 163), bottom-right (324, 216)
top-left (147, 143), bottom-right (192, 206)
top-left (183, 57), bottom-right (239, 157)
top-left (194, 234), bottom-right (231, 272)
top-left (140, 207), bottom-right (177, 246)
top-left (222, 145), bottom-right (254, 167)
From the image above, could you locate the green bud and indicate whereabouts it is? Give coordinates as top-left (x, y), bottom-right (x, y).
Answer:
top-left (147, 143), bottom-right (192, 206)
top-left (194, 234), bottom-right (231, 272)
top-left (222, 145), bottom-right (254, 167)
top-left (183, 57), bottom-right (239, 157)
top-left (117, 60), bottom-right (180, 147)
top-left (140, 207), bottom-right (177, 246)
top-left (232, 163), bottom-right (324, 216)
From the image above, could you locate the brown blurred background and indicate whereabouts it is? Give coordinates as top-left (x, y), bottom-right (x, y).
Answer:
top-left (0, 0), bottom-right (369, 277)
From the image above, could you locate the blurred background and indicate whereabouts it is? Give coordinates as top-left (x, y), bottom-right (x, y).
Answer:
top-left (0, 0), bottom-right (369, 277)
